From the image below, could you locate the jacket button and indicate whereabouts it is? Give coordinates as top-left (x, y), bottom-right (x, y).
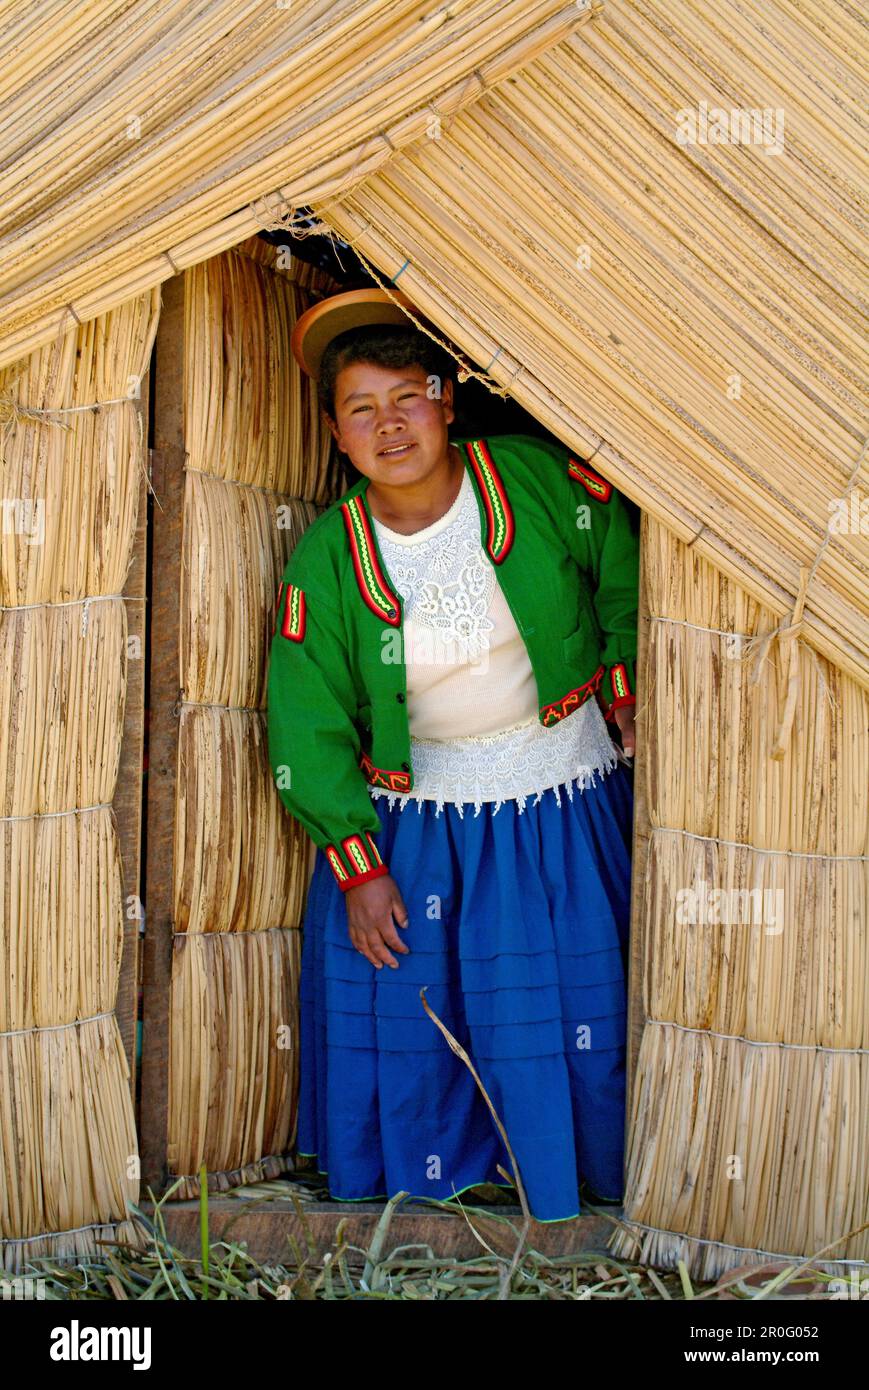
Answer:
top-left (401, 762), bottom-right (410, 772)
top-left (396, 692), bottom-right (405, 703)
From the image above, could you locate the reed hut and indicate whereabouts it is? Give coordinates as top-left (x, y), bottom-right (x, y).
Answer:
top-left (0, 0), bottom-right (866, 1282)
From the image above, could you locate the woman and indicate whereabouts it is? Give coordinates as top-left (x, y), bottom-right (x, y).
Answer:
top-left (267, 288), bottom-right (639, 1222)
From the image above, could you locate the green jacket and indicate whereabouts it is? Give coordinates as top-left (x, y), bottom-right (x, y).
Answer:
top-left (266, 432), bottom-right (638, 892)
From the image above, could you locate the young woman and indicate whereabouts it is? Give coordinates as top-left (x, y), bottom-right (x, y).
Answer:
top-left (267, 288), bottom-right (639, 1222)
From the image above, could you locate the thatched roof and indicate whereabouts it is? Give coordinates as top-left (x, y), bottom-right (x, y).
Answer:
top-left (0, 0), bottom-right (584, 364)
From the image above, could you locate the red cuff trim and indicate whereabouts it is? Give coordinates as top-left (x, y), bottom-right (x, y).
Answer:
top-left (325, 832), bottom-right (389, 891)
top-left (336, 862), bottom-right (390, 894)
top-left (600, 662), bottom-right (635, 719)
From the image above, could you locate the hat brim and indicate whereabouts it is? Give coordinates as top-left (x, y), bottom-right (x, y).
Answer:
top-left (291, 287), bottom-right (426, 381)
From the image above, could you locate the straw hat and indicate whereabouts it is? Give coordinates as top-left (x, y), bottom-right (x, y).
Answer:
top-left (291, 287), bottom-right (427, 380)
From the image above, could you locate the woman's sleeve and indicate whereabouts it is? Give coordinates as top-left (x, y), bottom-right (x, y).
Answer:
top-left (266, 574), bottom-right (390, 892)
top-left (562, 454), bottom-right (640, 721)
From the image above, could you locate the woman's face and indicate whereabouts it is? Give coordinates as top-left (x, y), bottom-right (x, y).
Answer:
top-left (326, 360), bottom-right (455, 487)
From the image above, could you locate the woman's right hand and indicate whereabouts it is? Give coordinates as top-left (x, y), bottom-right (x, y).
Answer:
top-left (345, 874), bottom-right (410, 969)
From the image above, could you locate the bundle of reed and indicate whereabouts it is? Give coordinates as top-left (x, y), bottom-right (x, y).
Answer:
top-left (641, 521), bottom-right (869, 854)
top-left (643, 834), bottom-right (867, 1047)
top-left (180, 472), bottom-right (319, 709)
top-left (0, 603), bottom-right (125, 814)
top-left (0, 292), bottom-right (155, 1262)
top-left (0, 809), bottom-right (123, 1032)
top-left (0, 294), bottom-right (158, 601)
top-left (613, 1025), bottom-right (868, 1279)
top-left (167, 929), bottom-right (301, 1198)
top-left (0, 1015), bottom-right (144, 1273)
top-left (184, 245), bottom-right (338, 503)
top-left (173, 706), bottom-right (312, 936)
top-left (312, 0), bottom-right (869, 685)
top-left (0, 0), bottom-right (589, 371)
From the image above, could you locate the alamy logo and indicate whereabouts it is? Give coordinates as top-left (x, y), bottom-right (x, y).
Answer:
top-left (675, 101), bottom-right (785, 155)
top-left (1, 1275), bottom-right (45, 1298)
top-left (381, 625), bottom-right (491, 674)
top-left (676, 879), bottom-right (784, 935)
top-left (49, 1320), bottom-right (151, 1369)
top-left (1, 497), bottom-right (44, 545)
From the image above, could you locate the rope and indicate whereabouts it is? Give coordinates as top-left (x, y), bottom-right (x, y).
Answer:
top-left (740, 435), bottom-right (868, 758)
top-left (255, 198), bottom-right (508, 398)
top-left (327, 235), bottom-right (516, 400)
top-left (646, 1017), bottom-right (868, 1055)
top-left (171, 925), bottom-right (297, 938)
top-left (0, 1009), bottom-right (115, 1040)
top-left (181, 461), bottom-right (325, 505)
top-left (0, 593), bottom-right (132, 611)
top-left (0, 592), bottom-right (143, 639)
top-left (0, 392), bottom-right (141, 434)
top-left (652, 824), bottom-right (867, 863)
top-left (1, 1216), bottom-right (130, 1246)
top-left (247, 190), bottom-right (297, 233)
top-left (614, 1217), bottom-right (869, 1268)
top-left (0, 801), bottom-right (113, 824)
top-left (647, 610), bottom-right (839, 735)
top-left (176, 697), bottom-right (264, 716)
top-left (648, 615), bottom-right (755, 640)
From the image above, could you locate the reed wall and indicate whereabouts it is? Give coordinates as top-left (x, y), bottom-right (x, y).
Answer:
top-left (609, 517), bottom-right (868, 1279)
top-left (0, 294), bottom-right (158, 1271)
top-left (166, 239), bottom-right (341, 1196)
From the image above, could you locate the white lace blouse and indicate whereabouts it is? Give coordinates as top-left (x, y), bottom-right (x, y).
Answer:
top-left (368, 466), bottom-right (619, 817)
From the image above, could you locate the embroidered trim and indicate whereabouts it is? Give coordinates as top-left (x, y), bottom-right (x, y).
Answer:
top-left (540, 664), bottom-right (605, 726)
top-left (342, 495), bottom-right (401, 625)
top-left (325, 832), bottom-right (390, 892)
top-left (601, 661), bottom-right (636, 718)
top-left (612, 663), bottom-right (630, 700)
top-left (336, 862), bottom-right (389, 892)
top-left (568, 456), bottom-right (612, 503)
top-left (462, 439), bottom-right (515, 564)
top-left (342, 833), bottom-right (374, 874)
top-left (279, 582), bottom-right (306, 642)
top-left (359, 748), bottom-right (412, 792)
top-left (325, 845), bottom-right (350, 886)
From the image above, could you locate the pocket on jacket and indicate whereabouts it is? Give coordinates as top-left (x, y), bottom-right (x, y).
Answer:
top-left (561, 626), bottom-right (585, 663)
top-left (356, 701), bottom-right (372, 731)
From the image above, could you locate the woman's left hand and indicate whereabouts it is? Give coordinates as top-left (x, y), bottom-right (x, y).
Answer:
top-left (611, 705), bottom-right (636, 757)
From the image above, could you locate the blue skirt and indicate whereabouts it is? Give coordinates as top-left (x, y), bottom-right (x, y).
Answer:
top-left (296, 760), bottom-right (634, 1222)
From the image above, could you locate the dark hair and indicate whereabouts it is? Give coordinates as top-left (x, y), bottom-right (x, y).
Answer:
top-left (317, 324), bottom-right (455, 419)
